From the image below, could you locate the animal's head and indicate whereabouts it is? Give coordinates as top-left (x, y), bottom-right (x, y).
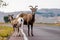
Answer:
top-left (8, 14), bottom-right (14, 21)
top-left (29, 5), bottom-right (38, 13)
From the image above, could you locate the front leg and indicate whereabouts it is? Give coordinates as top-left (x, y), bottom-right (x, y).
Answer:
top-left (13, 25), bottom-right (15, 31)
top-left (31, 24), bottom-right (34, 36)
top-left (28, 25), bottom-right (30, 36)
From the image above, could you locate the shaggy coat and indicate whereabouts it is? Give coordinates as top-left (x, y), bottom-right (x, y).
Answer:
top-left (16, 6), bottom-right (38, 36)
top-left (8, 15), bottom-right (24, 36)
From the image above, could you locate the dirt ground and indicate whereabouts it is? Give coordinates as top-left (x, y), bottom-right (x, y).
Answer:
top-left (0, 23), bottom-right (12, 27)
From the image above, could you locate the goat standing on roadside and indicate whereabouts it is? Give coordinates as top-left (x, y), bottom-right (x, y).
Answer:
top-left (16, 5), bottom-right (38, 36)
top-left (8, 15), bottom-right (24, 36)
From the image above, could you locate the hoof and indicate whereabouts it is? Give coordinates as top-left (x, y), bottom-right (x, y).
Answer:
top-left (18, 34), bottom-right (23, 37)
top-left (31, 34), bottom-right (34, 36)
top-left (28, 34), bottom-right (30, 36)
top-left (19, 34), bottom-right (21, 37)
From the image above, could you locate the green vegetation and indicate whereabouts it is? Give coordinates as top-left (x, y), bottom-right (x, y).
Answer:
top-left (4, 16), bottom-right (9, 23)
top-left (0, 26), bottom-right (13, 40)
top-left (36, 23), bottom-right (60, 26)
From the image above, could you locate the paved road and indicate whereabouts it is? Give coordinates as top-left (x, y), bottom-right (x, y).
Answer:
top-left (23, 24), bottom-right (60, 40)
top-left (9, 30), bottom-right (23, 40)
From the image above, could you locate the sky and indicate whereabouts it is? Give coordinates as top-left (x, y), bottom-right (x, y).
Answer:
top-left (0, 0), bottom-right (60, 12)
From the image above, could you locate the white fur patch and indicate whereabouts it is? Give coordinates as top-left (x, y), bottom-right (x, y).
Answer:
top-left (16, 15), bottom-right (28, 40)
top-left (17, 17), bottom-right (28, 40)
top-left (17, 17), bottom-right (24, 24)
top-left (20, 29), bottom-right (28, 40)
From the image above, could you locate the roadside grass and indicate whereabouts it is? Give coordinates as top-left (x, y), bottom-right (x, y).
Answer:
top-left (0, 26), bottom-right (13, 40)
top-left (35, 23), bottom-right (60, 26)
top-left (45, 23), bottom-right (60, 26)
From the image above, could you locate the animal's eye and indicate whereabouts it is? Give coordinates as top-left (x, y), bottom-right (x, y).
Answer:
top-left (21, 19), bottom-right (22, 22)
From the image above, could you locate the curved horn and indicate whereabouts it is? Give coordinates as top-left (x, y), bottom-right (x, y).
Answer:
top-left (29, 5), bottom-right (33, 8)
top-left (35, 5), bottom-right (38, 8)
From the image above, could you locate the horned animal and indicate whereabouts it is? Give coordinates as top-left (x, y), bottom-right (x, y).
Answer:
top-left (16, 5), bottom-right (38, 36)
top-left (8, 15), bottom-right (24, 36)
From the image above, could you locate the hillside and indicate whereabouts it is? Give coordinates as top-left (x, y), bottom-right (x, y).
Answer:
top-left (0, 9), bottom-right (60, 23)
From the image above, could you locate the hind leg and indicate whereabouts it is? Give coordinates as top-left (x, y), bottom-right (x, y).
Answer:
top-left (17, 27), bottom-right (23, 37)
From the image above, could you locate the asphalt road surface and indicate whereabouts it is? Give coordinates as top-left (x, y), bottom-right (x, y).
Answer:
top-left (23, 24), bottom-right (60, 40)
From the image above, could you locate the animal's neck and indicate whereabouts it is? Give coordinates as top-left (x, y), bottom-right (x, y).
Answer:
top-left (10, 19), bottom-right (13, 22)
top-left (32, 12), bottom-right (35, 22)
top-left (10, 18), bottom-right (14, 22)
top-left (32, 12), bottom-right (35, 17)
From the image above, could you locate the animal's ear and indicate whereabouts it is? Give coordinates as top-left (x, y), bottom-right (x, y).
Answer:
top-left (36, 8), bottom-right (38, 10)
top-left (12, 14), bottom-right (14, 16)
top-left (8, 15), bottom-right (10, 16)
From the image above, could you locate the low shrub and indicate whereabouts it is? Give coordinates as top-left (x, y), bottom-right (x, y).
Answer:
top-left (0, 26), bottom-right (13, 40)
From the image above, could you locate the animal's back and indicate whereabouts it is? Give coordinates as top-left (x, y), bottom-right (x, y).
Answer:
top-left (11, 19), bottom-right (18, 25)
top-left (19, 13), bottom-right (34, 25)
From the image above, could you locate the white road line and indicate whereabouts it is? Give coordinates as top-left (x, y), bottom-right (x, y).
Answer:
top-left (20, 29), bottom-right (28, 40)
